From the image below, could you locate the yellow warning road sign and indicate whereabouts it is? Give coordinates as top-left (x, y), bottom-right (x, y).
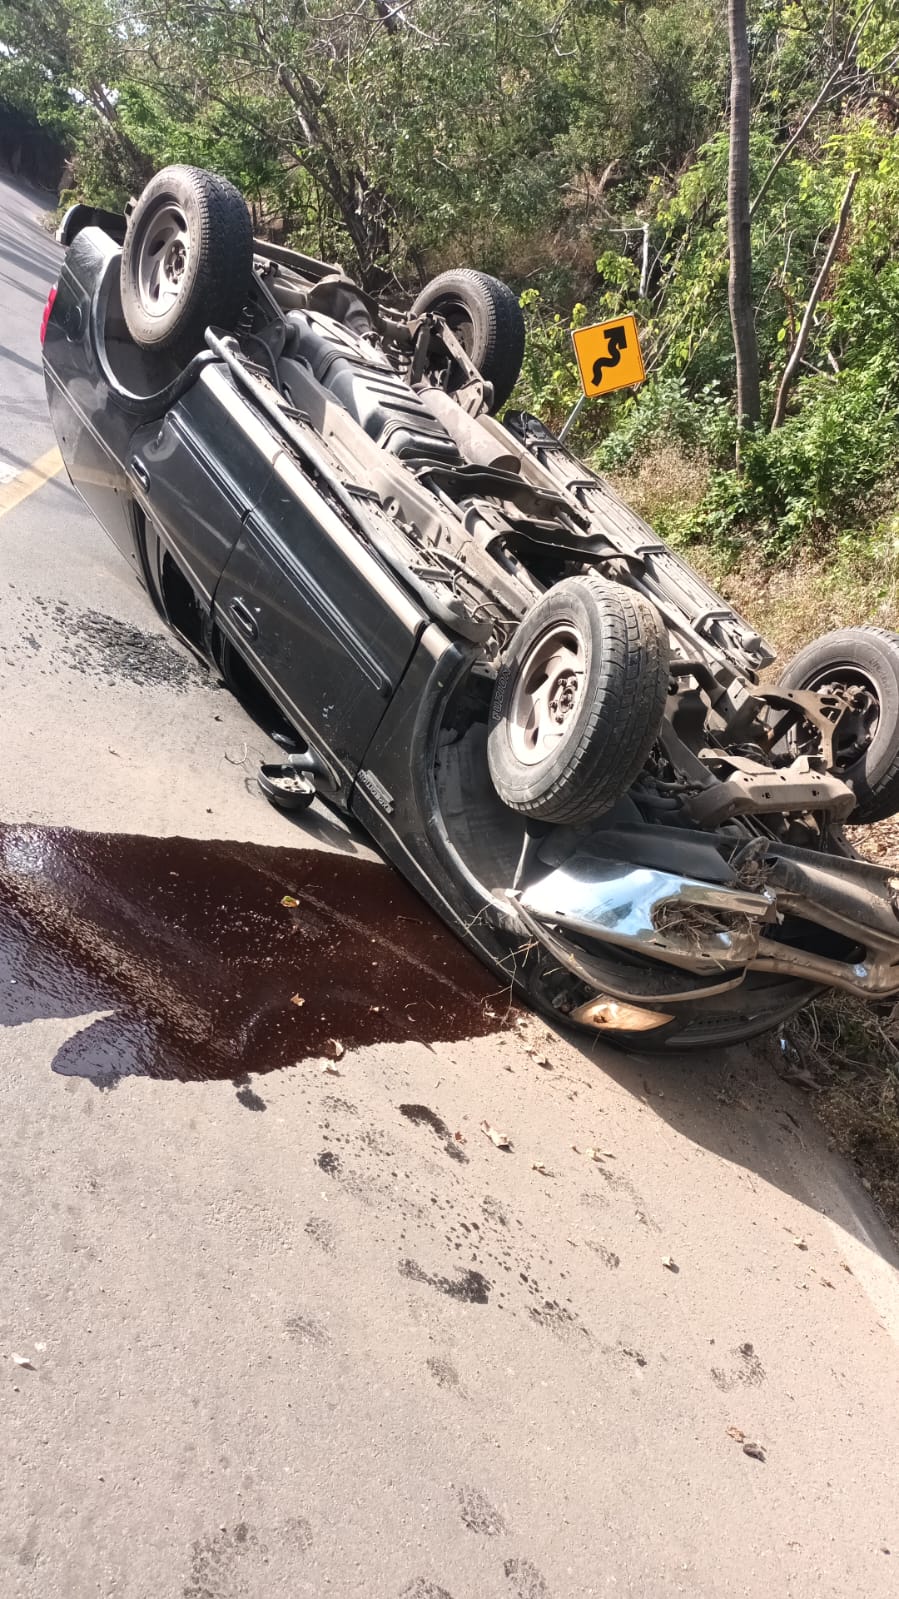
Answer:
top-left (571, 314), bottom-right (645, 398)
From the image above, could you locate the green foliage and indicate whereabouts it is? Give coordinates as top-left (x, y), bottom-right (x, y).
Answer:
top-left (595, 376), bottom-right (734, 471)
top-left (5, 0), bottom-right (899, 565)
top-left (512, 290), bottom-right (584, 429)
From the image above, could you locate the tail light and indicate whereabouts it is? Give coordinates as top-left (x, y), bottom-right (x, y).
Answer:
top-left (40, 285), bottom-right (58, 345)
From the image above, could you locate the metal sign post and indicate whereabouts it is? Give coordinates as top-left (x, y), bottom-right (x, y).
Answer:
top-left (558, 393), bottom-right (587, 442)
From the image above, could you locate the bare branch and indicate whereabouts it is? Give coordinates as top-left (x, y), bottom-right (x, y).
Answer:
top-left (750, 67), bottom-right (844, 221)
top-left (771, 169), bottom-right (858, 430)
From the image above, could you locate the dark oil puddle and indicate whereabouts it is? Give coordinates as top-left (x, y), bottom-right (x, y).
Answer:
top-left (0, 823), bottom-right (505, 1086)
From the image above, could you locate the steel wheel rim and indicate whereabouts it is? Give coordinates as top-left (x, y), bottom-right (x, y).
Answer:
top-left (431, 294), bottom-right (474, 356)
top-left (136, 204), bottom-right (190, 318)
top-left (507, 624), bottom-right (586, 766)
top-left (798, 664), bottom-right (881, 767)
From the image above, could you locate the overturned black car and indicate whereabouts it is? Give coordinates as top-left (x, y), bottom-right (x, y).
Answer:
top-left (42, 165), bottom-right (899, 1049)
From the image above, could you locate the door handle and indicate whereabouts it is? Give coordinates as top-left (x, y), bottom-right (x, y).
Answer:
top-left (229, 598), bottom-right (259, 641)
top-left (131, 457), bottom-right (150, 491)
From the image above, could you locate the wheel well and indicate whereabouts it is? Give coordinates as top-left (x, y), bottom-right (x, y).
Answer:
top-left (160, 549), bottom-right (207, 651)
top-left (214, 633), bottom-right (302, 750)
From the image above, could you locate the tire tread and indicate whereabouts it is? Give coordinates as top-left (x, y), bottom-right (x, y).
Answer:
top-left (410, 268), bottom-right (525, 411)
top-left (121, 165), bottom-right (253, 359)
top-left (780, 625), bottom-right (899, 823)
top-left (488, 573), bottom-right (669, 825)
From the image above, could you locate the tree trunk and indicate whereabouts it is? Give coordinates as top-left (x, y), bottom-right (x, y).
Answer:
top-left (727, 0), bottom-right (761, 440)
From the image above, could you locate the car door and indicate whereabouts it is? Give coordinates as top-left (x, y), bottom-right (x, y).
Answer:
top-left (214, 449), bottom-right (426, 785)
top-left (129, 365), bottom-right (281, 605)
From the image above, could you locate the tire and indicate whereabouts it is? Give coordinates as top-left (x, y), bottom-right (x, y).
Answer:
top-left (410, 268), bottom-right (525, 411)
top-left (121, 165), bottom-right (253, 360)
top-left (487, 574), bottom-right (669, 824)
top-left (778, 626), bottom-right (899, 823)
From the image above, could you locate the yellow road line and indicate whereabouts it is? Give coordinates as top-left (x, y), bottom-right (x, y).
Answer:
top-left (0, 446), bottom-right (64, 518)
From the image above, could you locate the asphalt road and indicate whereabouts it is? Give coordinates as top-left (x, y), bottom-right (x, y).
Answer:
top-left (2, 168), bottom-right (899, 1599)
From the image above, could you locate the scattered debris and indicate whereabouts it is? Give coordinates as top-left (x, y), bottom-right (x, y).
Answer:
top-left (619, 1345), bottom-right (647, 1368)
top-left (290, 994), bottom-right (306, 1007)
top-left (280, 894), bottom-right (299, 909)
top-left (585, 1147), bottom-right (615, 1161)
top-left (320, 1062), bottom-right (341, 1076)
top-left (820, 1277), bottom-right (835, 1289)
top-left (792, 1236), bottom-right (808, 1251)
top-left (661, 1255), bottom-right (679, 1273)
top-left (531, 1162), bottom-right (552, 1175)
top-left (480, 1120), bottom-right (512, 1150)
top-left (526, 1046), bottom-right (553, 1069)
top-left (742, 1441), bottom-right (766, 1462)
top-left (453, 1131), bottom-right (467, 1146)
top-left (726, 1426), bottom-right (746, 1443)
top-left (327, 1039), bottom-right (345, 1061)
top-left (11, 1354), bottom-right (34, 1369)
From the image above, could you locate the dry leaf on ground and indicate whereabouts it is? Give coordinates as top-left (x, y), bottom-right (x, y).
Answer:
top-left (480, 1120), bottom-right (512, 1149)
top-left (742, 1441), bottom-right (766, 1461)
top-left (726, 1426), bottom-right (746, 1443)
top-left (661, 1255), bottom-right (679, 1272)
top-left (280, 894), bottom-right (299, 909)
top-left (290, 994), bottom-right (305, 1007)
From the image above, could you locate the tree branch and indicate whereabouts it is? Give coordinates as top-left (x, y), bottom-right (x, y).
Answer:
top-left (771, 169), bottom-right (858, 430)
top-left (750, 67), bottom-right (844, 221)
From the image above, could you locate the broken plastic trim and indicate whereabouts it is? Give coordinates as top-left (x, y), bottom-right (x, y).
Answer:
top-left (568, 996), bottom-right (674, 1031)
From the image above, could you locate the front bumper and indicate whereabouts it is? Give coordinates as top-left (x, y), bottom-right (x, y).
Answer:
top-left (517, 839), bottom-right (899, 1002)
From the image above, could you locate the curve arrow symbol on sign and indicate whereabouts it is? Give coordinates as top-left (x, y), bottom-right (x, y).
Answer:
top-left (591, 324), bottom-right (628, 387)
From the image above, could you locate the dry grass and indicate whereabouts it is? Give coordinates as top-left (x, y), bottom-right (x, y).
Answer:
top-left (610, 442), bottom-right (899, 664)
top-left (778, 675), bottom-right (899, 1236)
top-left (784, 996), bottom-right (899, 1232)
top-left (687, 542), bottom-right (899, 665)
top-left (606, 443), bottom-right (711, 531)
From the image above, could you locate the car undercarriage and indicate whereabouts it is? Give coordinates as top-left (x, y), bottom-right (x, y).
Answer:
top-left (43, 168), bottom-right (899, 1048)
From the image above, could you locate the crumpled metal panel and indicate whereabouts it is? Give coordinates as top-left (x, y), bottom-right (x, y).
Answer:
top-left (521, 854), bottom-right (775, 971)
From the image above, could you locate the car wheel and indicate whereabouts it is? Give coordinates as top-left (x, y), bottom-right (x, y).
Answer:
top-left (487, 574), bottom-right (669, 825)
top-left (778, 626), bottom-right (899, 823)
top-left (120, 165), bottom-right (253, 360)
top-left (410, 268), bottom-right (525, 412)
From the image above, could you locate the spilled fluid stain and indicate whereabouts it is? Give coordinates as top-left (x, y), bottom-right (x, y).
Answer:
top-left (399, 1258), bottom-right (491, 1305)
top-left (0, 823), bottom-right (505, 1086)
top-left (399, 1102), bottom-right (468, 1163)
